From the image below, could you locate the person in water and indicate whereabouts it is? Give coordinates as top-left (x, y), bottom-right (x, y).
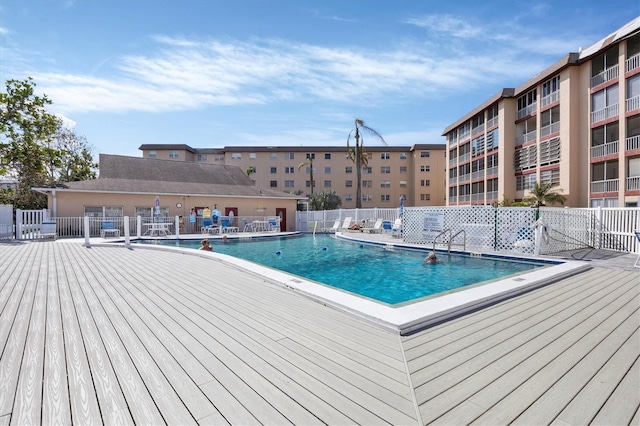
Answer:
top-left (200, 239), bottom-right (213, 251)
top-left (424, 251), bottom-right (439, 264)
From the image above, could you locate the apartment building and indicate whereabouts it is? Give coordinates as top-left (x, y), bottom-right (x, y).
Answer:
top-left (138, 144), bottom-right (447, 209)
top-left (443, 17), bottom-right (640, 208)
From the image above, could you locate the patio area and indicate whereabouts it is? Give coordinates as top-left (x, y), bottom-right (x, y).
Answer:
top-left (0, 237), bottom-right (638, 425)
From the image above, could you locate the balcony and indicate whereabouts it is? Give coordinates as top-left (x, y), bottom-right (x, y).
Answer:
top-left (591, 104), bottom-right (619, 123)
top-left (627, 176), bottom-right (640, 191)
top-left (626, 53), bottom-right (640, 73)
top-left (459, 173), bottom-right (470, 183)
top-left (471, 125), bottom-right (484, 137)
top-left (459, 130), bottom-right (470, 141)
top-left (471, 193), bottom-right (485, 202)
top-left (449, 177), bottom-right (457, 185)
top-left (540, 122), bottom-right (560, 138)
top-left (449, 196), bottom-right (457, 203)
top-left (486, 166), bottom-right (498, 177)
top-left (541, 91), bottom-right (560, 107)
top-left (459, 153), bottom-right (471, 163)
top-left (472, 170), bottom-right (485, 180)
top-left (458, 195), bottom-right (470, 203)
top-left (449, 158), bottom-right (457, 167)
top-left (516, 130), bottom-right (537, 146)
top-left (626, 95), bottom-right (640, 112)
top-left (591, 179), bottom-right (619, 193)
top-left (590, 64), bottom-right (619, 88)
top-left (627, 135), bottom-right (640, 151)
top-left (591, 140), bottom-right (619, 158)
top-left (516, 103), bottom-right (537, 120)
top-left (486, 191), bottom-right (498, 201)
top-left (487, 116), bottom-right (498, 128)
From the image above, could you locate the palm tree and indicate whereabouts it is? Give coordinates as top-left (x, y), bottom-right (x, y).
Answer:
top-left (525, 181), bottom-right (567, 207)
top-left (346, 119), bottom-right (386, 208)
top-left (297, 153), bottom-right (315, 198)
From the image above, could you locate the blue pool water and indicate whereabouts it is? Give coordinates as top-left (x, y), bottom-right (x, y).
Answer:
top-left (139, 235), bottom-right (549, 305)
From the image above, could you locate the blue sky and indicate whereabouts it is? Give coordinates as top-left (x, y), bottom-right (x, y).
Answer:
top-left (1, 1), bottom-right (638, 158)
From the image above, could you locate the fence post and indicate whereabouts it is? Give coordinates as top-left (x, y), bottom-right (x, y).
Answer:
top-left (124, 216), bottom-right (131, 248)
top-left (84, 216), bottom-right (91, 247)
top-left (175, 215), bottom-right (180, 238)
top-left (596, 206), bottom-right (603, 249)
top-left (15, 209), bottom-right (22, 239)
top-left (137, 215), bottom-right (142, 238)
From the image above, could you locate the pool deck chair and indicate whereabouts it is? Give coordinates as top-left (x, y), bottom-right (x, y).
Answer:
top-left (100, 221), bottom-right (120, 238)
top-left (391, 218), bottom-right (402, 238)
top-left (220, 217), bottom-right (238, 233)
top-left (323, 219), bottom-right (341, 233)
top-left (363, 218), bottom-right (383, 234)
top-left (339, 217), bottom-right (352, 232)
top-left (635, 230), bottom-right (640, 268)
top-left (202, 218), bottom-right (218, 234)
top-left (40, 221), bottom-right (58, 240)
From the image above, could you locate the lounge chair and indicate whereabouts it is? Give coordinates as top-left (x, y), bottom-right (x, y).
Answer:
top-left (323, 219), bottom-right (341, 233)
top-left (40, 221), bottom-right (58, 240)
top-left (243, 219), bottom-right (255, 232)
top-left (363, 218), bottom-right (383, 233)
top-left (338, 217), bottom-right (352, 232)
top-left (100, 220), bottom-right (120, 238)
top-left (634, 230), bottom-right (640, 268)
top-left (268, 218), bottom-right (280, 232)
top-left (391, 218), bottom-right (402, 238)
top-left (382, 220), bottom-right (393, 233)
top-left (202, 218), bottom-right (218, 234)
top-left (221, 217), bottom-right (239, 233)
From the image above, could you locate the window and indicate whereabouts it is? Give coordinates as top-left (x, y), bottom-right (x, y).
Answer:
top-left (591, 85), bottom-right (619, 112)
top-left (592, 46), bottom-right (619, 76)
top-left (381, 166), bottom-right (391, 174)
top-left (362, 167), bottom-right (372, 174)
top-left (285, 153), bottom-right (295, 160)
top-left (540, 168), bottom-right (560, 186)
top-left (148, 150), bottom-right (157, 158)
top-left (421, 179), bottom-right (431, 187)
top-left (270, 180), bottom-right (277, 188)
top-left (542, 75), bottom-right (560, 97)
top-left (516, 174), bottom-right (537, 191)
top-left (285, 166), bottom-right (295, 174)
top-left (214, 155), bottom-right (225, 161)
top-left (284, 180), bottom-right (295, 188)
top-left (399, 180), bottom-right (407, 187)
top-left (380, 153), bottom-right (390, 159)
top-left (362, 180), bottom-right (372, 188)
top-left (539, 138), bottom-right (561, 166)
top-left (270, 153), bottom-right (278, 160)
top-left (400, 166), bottom-right (407, 174)
top-left (420, 165), bottom-right (430, 172)
top-left (400, 153), bottom-right (407, 159)
top-left (345, 180), bottom-right (353, 187)
top-left (517, 89), bottom-right (537, 115)
top-left (345, 194), bottom-right (353, 201)
top-left (345, 166), bottom-right (353, 174)
top-left (420, 151), bottom-right (430, 158)
top-left (305, 180), bottom-right (316, 188)
top-left (380, 194), bottom-right (390, 201)
top-left (627, 74), bottom-right (640, 104)
top-left (514, 145), bottom-right (537, 171)
top-left (472, 135), bottom-right (485, 156)
top-left (380, 180), bottom-right (391, 188)
top-left (169, 150), bottom-right (179, 158)
top-left (249, 153), bottom-right (257, 159)
top-left (324, 153), bottom-right (331, 160)
top-left (231, 153), bottom-right (242, 160)
top-left (323, 180), bottom-right (331, 188)
top-left (362, 195), bottom-right (372, 201)
top-left (420, 194), bottom-right (431, 201)
top-left (270, 167), bottom-right (277, 174)
top-left (197, 154), bottom-right (207, 161)
top-left (324, 167), bottom-right (331, 174)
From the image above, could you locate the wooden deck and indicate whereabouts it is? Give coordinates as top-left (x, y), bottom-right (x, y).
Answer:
top-left (0, 240), bottom-right (638, 425)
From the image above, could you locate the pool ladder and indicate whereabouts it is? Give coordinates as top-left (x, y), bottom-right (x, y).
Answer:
top-left (432, 229), bottom-right (466, 253)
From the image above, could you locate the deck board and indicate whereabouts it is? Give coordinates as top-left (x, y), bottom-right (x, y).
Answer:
top-left (0, 240), bottom-right (638, 425)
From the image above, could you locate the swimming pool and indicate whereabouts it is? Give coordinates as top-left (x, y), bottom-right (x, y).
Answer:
top-left (140, 234), bottom-right (551, 305)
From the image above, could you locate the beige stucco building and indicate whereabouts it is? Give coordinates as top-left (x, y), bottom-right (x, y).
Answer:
top-left (138, 144), bottom-right (447, 209)
top-left (443, 17), bottom-right (640, 208)
top-left (33, 154), bottom-right (300, 232)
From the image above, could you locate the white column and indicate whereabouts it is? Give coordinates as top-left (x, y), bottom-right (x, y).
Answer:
top-left (124, 216), bottom-right (130, 248)
top-left (84, 216), bottom-right (90, 247)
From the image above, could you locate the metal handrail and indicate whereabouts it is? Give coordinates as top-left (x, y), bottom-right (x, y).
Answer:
top-left (450, 230), bottom-right (467, 252)
top-left (432, 229), bottom-right (451, 252)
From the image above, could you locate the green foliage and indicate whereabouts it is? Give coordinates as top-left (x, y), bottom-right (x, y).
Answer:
top-left (0, 77), bottom-right (97, 209)
top-left (346, 119), bottom-right (386, 208)
top-left (309, 191), bottom-right (342, 211)
top-left (524, 182), bottom-right (567, 207)
top-left (493, 196), bottom-right (530, 207)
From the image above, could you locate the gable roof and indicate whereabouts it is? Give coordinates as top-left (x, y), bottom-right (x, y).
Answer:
top-left (34, 154), bottom-right (299, 199)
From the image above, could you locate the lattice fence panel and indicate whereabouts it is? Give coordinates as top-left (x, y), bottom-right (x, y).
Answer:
top-left (537, 208), bottom-right (593, 254)
top-left (495, 207), bottom-right (537, 253)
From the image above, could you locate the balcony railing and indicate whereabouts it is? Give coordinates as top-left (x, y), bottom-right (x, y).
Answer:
top-left (626, 95), bottom-right (640, 112)
top-left (459, 173), bottom-right (471, 183)
top-left (627, 176), bottom-right (640, 191)
top-left (591, 103), bottom-right (619, 123)
top-left (486, 166), bottom-right (498, 177)
top-left (591, 140), bottom-right (619, 158)
top-left (458, 195), bottom-right (470, 203)
top-left (471, 125), bottom-right (484, 137)
top-left (591, 179), bottom-right (619, 193)
top-left (449, 158), bottom-right (457, 167)
top-left (449, 177), bottom-right (457, 185)
top-left (486, 190), bottom-right (498, 201)
top-left (627, 135), bottom-right (640, 151)
top-left (487, 116), bottom-right (498, 128)
top-left (541, 91), bottom-right (559, 107)
top-left (459, 130), bottom-right (470, 141)
top-left (516, 130), bottom-right (537, 146)
top-left (472, 170), bottom-right (485, 180)
top-left (459, 153), bottom-right (470, 163)
top-left (626, 53), bottom-right (640, 73)
top-left (540, 122), bottom-right (560, 138)
top-left (590, 64), bottom-right (619, 87)
top-left (449, 196), bottom-right (457, 203)
top-left (516, 103), bottom-right (537, 120)
top-left (471, 193), bottom-right (485, 201)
